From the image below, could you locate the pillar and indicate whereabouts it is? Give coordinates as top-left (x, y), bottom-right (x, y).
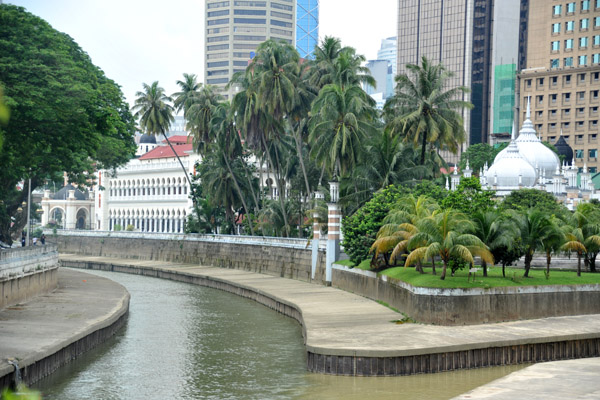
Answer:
top-left (311, 190), bottom-right (324, 280)
top-left (326, 181), bottom-right (340, 285)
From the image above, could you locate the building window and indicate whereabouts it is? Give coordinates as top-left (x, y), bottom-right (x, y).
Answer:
top-left (583, 0), bottom-right (591, 10)
top-left (565, 57), bottom-right (574, 67)
top-left (565, 108), bottom-right (572, 116)
top-left (233, 18), bottom-right (266, 24)
top-left (233, 9), bottom-right (266, 15)
top-left (566, 74), bottom-right (572, 83)
top-left (578, 107), bottom-right (585, 114)
top-left (595, 72), bottom-right (600, 80)
top-left (592, 120), bottom-right (599, 127)
top-left (207, 9), bottom-right (229, 17)
top-left (566, 39), bottom-right (574, 49)
top-left (554, 4), bottom-right (562, 15)
top-left (590, 149), bottom-right (598, 158)
top-left (580, 55), bottom-right (588, 65)
top-left (577, 149), bottom-right (584, 158)
top-left (551, 59), bottom-right (560, 68)
top-left (594, 53), bottom-right (600, 63)
top-left (593, 90), bottom-right (600, 99)
top-left (595, 35), bottom-right (600, 46)
top-left (551, 76), bottom-right (558, 85)
top-left (567, 21), bottom-right (575, 31)
top-left (553, 23), bottom-right (562, 33)
top-left (526, 79), bottom-right (532, 88)
top-left (207, 18), bottom-right (229, 26)
top-left (593, 106), bottom-right (600, 113)
top-left (578, 121), bottom-right (585, 127)
top-left (580, 73), bottom-right (587, 82)
top-left (538, 95), bottom-right (544, 104)
top-left (565, 93), bottom-right (572, 102)
top-left (581, 37), bottom-right (589, 48)
top-left (552, 41), bottom-right (560, 51)
top-left (596, 17), bottom-right (600, 27)
top-left (582, 18), bottom-right (590, 30)
top-left (568, 2), bottom-right (576, 12)
top-left (551, 94), bottom-right (557, 103)
top-left (591, 167), bottom-right (597, 173)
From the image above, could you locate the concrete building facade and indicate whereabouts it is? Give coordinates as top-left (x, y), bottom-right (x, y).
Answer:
top-left (518, 0), bottom-right (600, 173)
top-left (204, 0), bottom-right (296, 98)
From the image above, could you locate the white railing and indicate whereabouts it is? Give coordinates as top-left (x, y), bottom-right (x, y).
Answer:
top-left (47, 230), bottom-right (327, 250)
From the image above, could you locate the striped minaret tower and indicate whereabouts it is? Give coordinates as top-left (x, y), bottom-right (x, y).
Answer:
top-left (326, 180), bottom-right (341, 285)
top-left (311, 190), bottom-right (324, 280)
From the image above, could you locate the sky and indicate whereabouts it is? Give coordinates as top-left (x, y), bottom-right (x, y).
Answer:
top-left (6, 0), bottom-right (397, 108)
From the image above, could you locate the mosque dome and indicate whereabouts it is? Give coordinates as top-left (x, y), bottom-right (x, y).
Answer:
top-left (486, 140), bottom-right (537, 188)
top-left (139, 134), bottom-right (157, 144)
top-left (554, 135), bottom-right (574, 165)
top-left (53, 184), bottom-right (89, 200)
top-left (515, 116), bottom-right (559, 177)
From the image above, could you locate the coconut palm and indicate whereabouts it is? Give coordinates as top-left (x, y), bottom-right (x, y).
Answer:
top-left (405, 209), bottom-right (493, 280)
top-left (509, 209), bottom-right (555, 277)
top-left (540, 215), bottom-right (565, 278)
top-left (469, 210), bottom-right (515, 277)
top-left (172, 73), bottom-right (201, 116)
top-left (308, 83), bottom-right (377, 178)
top-left (186, 85), bottom-right (221, 156)
top-left (133, 81), bottom-right (194, 197)
top-left (384, 56), bottom-right (472, 165)
top-left (562, 204), bottom-right (600, 276)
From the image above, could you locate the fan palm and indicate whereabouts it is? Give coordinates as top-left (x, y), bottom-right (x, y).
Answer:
top-left (405, 209), bottom-right (493, 280)
top-left (384, 56), bottom-right (472, 165)
top-left (133, 81), bottom-right (195, 197)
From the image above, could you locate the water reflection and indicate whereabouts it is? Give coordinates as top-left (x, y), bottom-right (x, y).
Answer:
top-left (35, 268), bottom-right (524, 399)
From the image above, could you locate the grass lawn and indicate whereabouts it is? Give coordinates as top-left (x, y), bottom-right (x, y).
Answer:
top-left (335, 259), bottom-right (600, 289)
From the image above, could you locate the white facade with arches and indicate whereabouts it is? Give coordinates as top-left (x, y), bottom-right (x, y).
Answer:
top-left (94, 138), bottom-right (200, 233)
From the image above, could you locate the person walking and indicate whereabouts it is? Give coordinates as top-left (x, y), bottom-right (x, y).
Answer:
top-left (40, 234), bottom-right (46, 245)
top-left (21, 231), bottom-right (25, 247)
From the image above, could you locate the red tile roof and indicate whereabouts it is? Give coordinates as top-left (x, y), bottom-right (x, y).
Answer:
top-left (162, 135), bottom-right (192, 145)
top-left (139, 144), bottom-right (194, 160)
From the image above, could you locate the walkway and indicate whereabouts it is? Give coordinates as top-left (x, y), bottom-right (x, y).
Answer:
top-left (0, 269), bottom-right (129, 385)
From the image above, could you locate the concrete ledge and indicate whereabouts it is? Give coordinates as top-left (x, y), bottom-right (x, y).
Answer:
top-left (332, 264), bottom-right (600, 325)
top-left (0, 267), bottom-right (58, 309)
top-left (0, 269), bottom-right (130, 389)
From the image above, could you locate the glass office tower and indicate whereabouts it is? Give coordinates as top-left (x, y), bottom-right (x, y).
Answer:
top-left (296, 0), bottom-right (319, 58)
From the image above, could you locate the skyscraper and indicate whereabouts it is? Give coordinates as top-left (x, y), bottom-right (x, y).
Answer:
top-left (518, 0), bottom-right (600, 173)
top-left (296, 0), bottom-right (319, 58)
top-left (396, 0), bottom-right (521, 161)
top-left (377, 37), bottom-right (397, 78)
top-left (205, 1), bottom-right (296, 98)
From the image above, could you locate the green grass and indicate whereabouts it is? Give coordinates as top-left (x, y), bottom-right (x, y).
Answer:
top-left (379, 265), bottom-right (600, 289)
top-left (334, 259), bottom-right (372, 270)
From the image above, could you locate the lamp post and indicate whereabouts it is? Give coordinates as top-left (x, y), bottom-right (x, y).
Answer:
top-left (26, 178), bottom-right (31, 246)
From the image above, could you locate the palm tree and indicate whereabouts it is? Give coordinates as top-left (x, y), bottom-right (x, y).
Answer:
top-left (133, 81), bottom-right (195, 197)
top-left (470, 210), bottom-right (515, 277)
top-left (186, 85), bottom-right (221, 156)
top-left (308, 84), bottom-right (377, 178)
top-left (405, 209), bottom-right (493, 280)
top-left (172, 73), bottom-right (201, 116)
top-left (384, 56), bottom-right (472, 165)
top-left (509, 209), bottom-right (555, 277)
top-left (540, 215), bottom-right (565, 278)
top-left (562, 204), bottom-right (600, 276)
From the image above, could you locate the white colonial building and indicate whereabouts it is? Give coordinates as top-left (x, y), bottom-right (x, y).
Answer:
top-left (95, 134), bottom-right (200, 232)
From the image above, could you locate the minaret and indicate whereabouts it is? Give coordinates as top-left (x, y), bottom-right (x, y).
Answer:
top-left (451, 166), bottom-right (460, 191)
top-left (463, 159), bottom-right (472, 178)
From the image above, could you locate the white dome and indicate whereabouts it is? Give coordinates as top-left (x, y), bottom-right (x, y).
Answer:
top-left (515, 118), bottom-right (559, 177)
top-left (486, 140), bottom-right (537, 188)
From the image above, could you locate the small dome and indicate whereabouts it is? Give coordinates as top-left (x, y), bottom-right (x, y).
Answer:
top-left (515, 117), bottom-right (559, 177)
top-left (554, 135), bottom-right (574, 165)
top-left (139, 134), bottom-right (157, 144)
top-left (486, 141), bottom-right (537, 188)
top-left (53, 184), bottom-right (89, 200)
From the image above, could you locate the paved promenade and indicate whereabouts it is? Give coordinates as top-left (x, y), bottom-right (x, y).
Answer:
top-left (0, 268), bottom-right (129, 384)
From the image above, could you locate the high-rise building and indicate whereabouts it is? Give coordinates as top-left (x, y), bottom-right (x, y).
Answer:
top-left (205, 0), bottom-right (296, 98)
top-left (396, 0), bottom-right (521, 162)
top-left (364, 59), bottom-right (393, 107)
top-left (518, 0), bottom-right (600, 173)
top-left (377, 37), bottom-right (397, 78)
top-left (296, 0), bottom-right (318, 58)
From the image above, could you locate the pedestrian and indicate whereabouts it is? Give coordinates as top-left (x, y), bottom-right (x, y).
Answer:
top-left (21, 232), bottom-right (25, 247)
top-left (40, 234), bottom-right (46, 245)
top-left (32, 237), bottom-right (37, 246)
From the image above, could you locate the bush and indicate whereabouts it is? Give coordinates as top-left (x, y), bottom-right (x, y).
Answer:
top-left (342, 185), bottom-right (406, 264)
top-left (126, 224), bottom-right (135, 231)
top-left (33, 227), bottom-right (43, 238)
top-left (114, 224), bottom-right (122, 231)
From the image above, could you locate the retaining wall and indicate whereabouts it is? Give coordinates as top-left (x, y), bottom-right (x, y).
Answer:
top-left (332, 265), bottom-right (600, 325)
top-left (49, 232), bottom-right (327, 284)
top-left (0, 245), bottom-right (59, 309)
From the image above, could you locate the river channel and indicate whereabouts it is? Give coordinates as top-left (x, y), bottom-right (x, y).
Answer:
top-left (34, 269), bottom-right (525, 399)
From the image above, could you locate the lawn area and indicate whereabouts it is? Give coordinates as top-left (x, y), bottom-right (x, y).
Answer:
top-left (335, 259), bottom-right (600, 288)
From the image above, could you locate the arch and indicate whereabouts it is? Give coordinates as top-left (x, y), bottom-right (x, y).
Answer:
top-left (48, 207), bottom-right (66, 229)
top-left (75, 207), bottom-right (88, 230)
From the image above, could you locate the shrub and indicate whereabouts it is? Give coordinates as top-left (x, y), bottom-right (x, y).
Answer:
top-left (342, 185), bottom-right (406, 264)
top-left (126, 224), bottom-right (135, 231)
top-left (114, 224), bottom-right (122, 231)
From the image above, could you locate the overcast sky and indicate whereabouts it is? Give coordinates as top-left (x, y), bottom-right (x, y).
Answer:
top-left (6, 0), bottom-right (397, 108)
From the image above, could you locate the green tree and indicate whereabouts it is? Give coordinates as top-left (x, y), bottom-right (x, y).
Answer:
top-left (540, 215), bottom-right (565, 278)
top-left (458, 143), bottom-right (498, 173)
top-left (405, 209), bottom-right (493, 280)
top-left (500, 188), bottom-right (568, 217)
top-left (133, 81), bottom-right (195, 198)
top-left (441, 176), bottom-right (496, 214)
top-left (384, 56), bottom-right (472, 165)
top-left (0, 5), bottom-right (136, 243)
top-left (510, 209), bottom-right (555, 277)
top-left (469, 210), bottom-right (514, 277)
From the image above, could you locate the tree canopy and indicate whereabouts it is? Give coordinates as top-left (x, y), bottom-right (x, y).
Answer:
top-left (0, 5), bottom-right (136, 242)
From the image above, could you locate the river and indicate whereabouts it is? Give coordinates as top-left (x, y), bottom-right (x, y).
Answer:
top-left (34, 269), bottom-right (525, 399)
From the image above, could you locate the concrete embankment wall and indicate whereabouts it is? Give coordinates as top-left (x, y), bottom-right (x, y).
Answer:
top-left (332, 265), bottom-right (600, 325)
top-left (0, 245), bottom-right (59, 309)
top-left (50, 232), bottom-right (327, 284)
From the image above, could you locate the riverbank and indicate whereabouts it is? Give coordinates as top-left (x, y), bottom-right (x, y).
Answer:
top-left (0, 269), bottom-right (129, 388)
top-left (60, 253), bottom-right (600, 377)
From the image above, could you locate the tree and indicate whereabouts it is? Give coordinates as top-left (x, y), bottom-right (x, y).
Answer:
top-left (0, 5), bottom-right (136, 243)
top-left (441, 176), bottom-right (496, 214)
top-left (458, 143), bottom-right (498, 173)
top-left (133, 81), bottom-right (195, 200)
top-left (469, 210), bottom-right (515, 277)
top-left (540, 216), bottom-right (565, 278)
top-left (500, 188), bottom-right (568, 217)
top-left (404, 209), bottom-right (493, 280)
top-left (563, 203), bottom-right (600, 275)
top-left (384, 56), bottom-right (472, 165)
top-left (509, 209), bottom-right (555, 277)
top-left (172, 73), bottom-right (201, 116)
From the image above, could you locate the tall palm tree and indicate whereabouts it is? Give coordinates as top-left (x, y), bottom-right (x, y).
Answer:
top-left (405, 209), bottom-right (493, 280)
top-left (172, 73), bottom-right (201, 116)
top-left (308, 84), bottom-right (377, 178)
top-left (133, 81), bottom-right (195, 197)
top-left (384, 56), bottom-right (472, 165)
top-left (562, 204), bottom-right (600, 276)
top-left (540, 215), bottom-right (565, 278)
top-left (186, 85), bottom-right (221, 156)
